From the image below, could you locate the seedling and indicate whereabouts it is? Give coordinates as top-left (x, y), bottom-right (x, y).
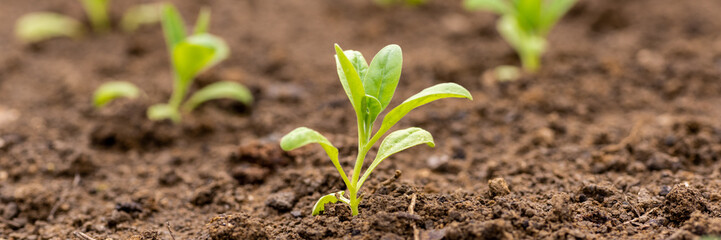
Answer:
top-left (16, 0), bottom-right (161, 43)
top-left (280, 44), bottom-right (472, 216)
top-left (464, 0), bottom-right (576, 72)
top-left (93, 4), bottom-right (252, 123)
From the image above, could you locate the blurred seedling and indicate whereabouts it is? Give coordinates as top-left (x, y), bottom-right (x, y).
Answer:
top-left (16, 0), bottom-right (163, 43)
top-left (464, 0), bottom-right (576, 72)
top-left (93, 4), bottom-right (252, 123)
top-left (280, 44), bottom-right (472, 216)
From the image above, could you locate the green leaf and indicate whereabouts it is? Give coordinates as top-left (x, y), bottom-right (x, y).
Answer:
top-left (539, 0), bottom-right (576, 34)
top-left (15, 12), bottom-right (84, 44)
top-left (463, 0), bottom-right (511, 13)
top-left (346, 50), bottom-right (369, 81)
top-left (334, 44), bottom-right (365, 115)
top-left (172, 33), bottom-right (229, 84)
top-left (121, 3), bottom-right (162, 32)
top-left (182, 81), bottom-right (253, 112)
top-left (280, 127), bottom-right (351, 187)
top-left (193, 7), bottom-right (211, 34)
top-left (93, 81), bottom-right (140, 108)
top-left (147, 103), bottom-right (180, 122)
top-left (161, 4), bottom-right (187, 50)
top-left (80, 0), bottom-right (110, 33)
top-left (363, 44), bottom-right (402, 111)
top-left (372, 83), bottom-right (472, 142)
top-left (358, 127), bottom-right (434, 188)
top-left (364, 94), bottom-right (382, 126)
top-left (514, 0), bottom-right (542, 33)
top-left (311, 191), bottom-right (344, 216)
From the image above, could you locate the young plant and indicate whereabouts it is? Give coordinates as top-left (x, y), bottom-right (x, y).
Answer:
top-left (280, 44), bottom-right (472, 216)
top-left (16, 0), bottom-right (161, 43)
top-left (464, 0), bottom-right (576, 72)
top-left (92, 4), bottom-right (252, 122)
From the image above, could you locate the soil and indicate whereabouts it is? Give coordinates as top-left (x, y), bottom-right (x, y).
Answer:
top-left (1, 0), bottom-right (721, 239)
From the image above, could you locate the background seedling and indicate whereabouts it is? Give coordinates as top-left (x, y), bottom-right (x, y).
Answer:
top-left (93, 4), bottom-right (252, 122)
top-left (464, 0), bottom-right (576, 72)
top-left (280, 44), bottom-right (472, 216)
top-left (16, 0), bottom-right (162, 43)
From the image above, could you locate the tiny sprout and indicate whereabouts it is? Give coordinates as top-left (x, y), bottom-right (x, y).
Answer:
top-left (464, 0), bottom-right (576, 72)
top-left (280, 44), bottom-right (472, 216)
top-left (93, 81), bottom-right (141, 108)
top-left (15, 12), bottom-right (84, 44)
top-left (93, 4), bottom-right (252, 123)
top-left (80, 0), bottom-right (111, 33)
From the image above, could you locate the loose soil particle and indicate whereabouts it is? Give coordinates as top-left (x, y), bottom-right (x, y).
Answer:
top-left (2, 0), bottom-right (721, 239)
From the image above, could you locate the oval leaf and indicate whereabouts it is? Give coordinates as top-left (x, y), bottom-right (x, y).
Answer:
top-left (334, 44), bottom-right (365, 115)
top-left (373, 83), bottom-right (472, 141)
top-left (363, 44), bottom-right (402, 111)
top-left (161, 4), bottom-right (187, 49)
top-left (80, 0), bottom-right (111, 32)
top-left (193, 7), bottom-right (211, 34)
top-left (15, 12), bottom-right (84, 43)
top-left (147, 103), bottom-right (180, 123)
top-left (346, 50), bottom-right (369, 81)
top-left (358, 127), bottom-right (434, 188)
top-left (311, 191), bottom-right (344, 216)
top-left (172, 33), bottom-right (229, 84)
top-left (182, 81), bottom-right (253, 112)
top-left (93, 81), bottom-right (141, 108)
top-left (121, 3), bottom-right (162, 32)
top-left (280, 127), bottom-right (350, 186)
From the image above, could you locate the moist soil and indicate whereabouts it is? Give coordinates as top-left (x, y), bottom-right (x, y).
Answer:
top-left (2, 0), bottom-right (721, 239)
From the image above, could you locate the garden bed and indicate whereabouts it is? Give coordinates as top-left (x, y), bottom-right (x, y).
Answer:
top-left (1, 0), bottom-right (721, 239)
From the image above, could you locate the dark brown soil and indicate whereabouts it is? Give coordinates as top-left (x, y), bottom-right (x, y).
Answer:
top-left (2, 0), bottom-right (721, 239)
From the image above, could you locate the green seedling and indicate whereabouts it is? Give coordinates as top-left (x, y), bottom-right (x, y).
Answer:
top-left (93, 4), bottom-right (252, 122)
top-left (374, 0), bottom-right (427, 7)
top-left (80, 0), bottom-right (111, 32)
top-left (280, 44), bottom-right (472, 216)
top-left (16, 0), bottom-right (161, 43)
top-left (15, 12), bottom-right (84, 43)
top-left (464, 0), bottom-right (576, 72)
top-left (93, 81), bottom-right (141, 108)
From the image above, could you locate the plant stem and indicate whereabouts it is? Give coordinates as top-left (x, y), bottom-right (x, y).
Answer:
top-left (521, 51), bottom-right (540, 73)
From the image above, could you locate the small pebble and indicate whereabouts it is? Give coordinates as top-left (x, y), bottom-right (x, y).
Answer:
top-left (488, 178), bottom-right (511, 197)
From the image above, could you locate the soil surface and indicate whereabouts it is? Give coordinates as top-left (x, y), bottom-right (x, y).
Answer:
top-left (2, 0), bottom-right (721, 239)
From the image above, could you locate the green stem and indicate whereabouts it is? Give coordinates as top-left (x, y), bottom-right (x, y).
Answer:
top-left (349, 188), bottom-right (360, 216)
top-left (520, 51), bottom-right (540, 73)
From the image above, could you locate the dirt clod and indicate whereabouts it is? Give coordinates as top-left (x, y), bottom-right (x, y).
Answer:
top-left (265, 191), bottom-right (296, 212)
top-left (204, 213), bottom-right (268, 240)
top-left (488, 178), bottom-right (511, 197)
top-left (664, 183), bottom-right (708, 223)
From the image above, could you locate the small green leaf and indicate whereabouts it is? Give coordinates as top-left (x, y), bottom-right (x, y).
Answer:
top-left (93, 81), bottom-right (140, 108)
top-left (171, 34), bottom-right (228, 84)
top-left (121, 3), bottom-right (162, 32)
top-left (147, 103), bottom-right (180, 122)
top-left (15, 12), bottom-right (84, 44)
top-left (540, 0), bottom-right (576, 34)
top-left (280, 127), bottom-right (351, 187)
top-left (363, 44), bottom-right (402, 111)
top-left (463, 0), bottom-right (510, 13)
top-left (334, 44), bottom-right (365, 116)
top-left (182, 81), bottom-right (253, 112)
top-left (312, 191), bottom-right (344, 216)
top-left (364, 94), bottom-right (382, 126)
top-left (193, 7), bottom-right (211, 34)
top-left (358, 127), bottom-right (434, 188)
top-left (80, 0), bottom-right (111, 33)
top-left (161, 4), bottom-right (187, 50)
top-left (345, 50), bottom-right (369, 81)
top-left (373, 83), bottom-right (472, 142)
